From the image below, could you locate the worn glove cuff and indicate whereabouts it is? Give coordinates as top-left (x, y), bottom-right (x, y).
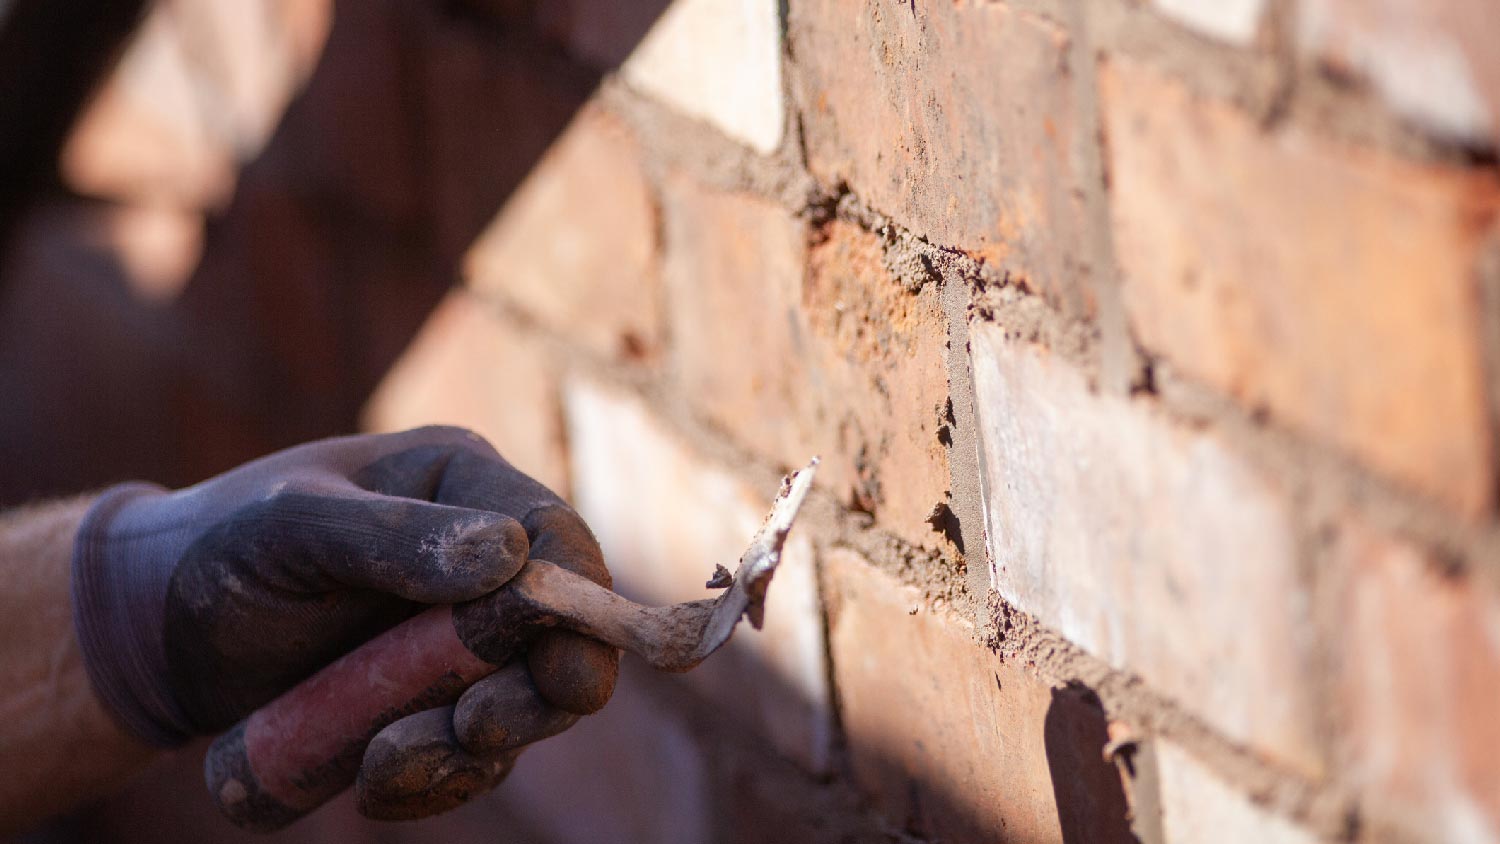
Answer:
top-left (72, 482), bottom-right (194, 747)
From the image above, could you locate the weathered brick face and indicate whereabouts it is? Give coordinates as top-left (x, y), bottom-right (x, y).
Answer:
top-left (791, 1), bottom-right (1088, 307)
top-left (665, 183), bottom-right (952, 548)
top-left (1103, 57), bottom-right (1499, 516)
top-left (46, 0), bottom-right (1500, 841)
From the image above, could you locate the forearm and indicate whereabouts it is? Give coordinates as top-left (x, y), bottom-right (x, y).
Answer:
top-left (0, 495), bottom-right (156, 835)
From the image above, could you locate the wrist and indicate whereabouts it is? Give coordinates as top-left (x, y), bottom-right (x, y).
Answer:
top-left (71, 481), bottom-right (193, 747)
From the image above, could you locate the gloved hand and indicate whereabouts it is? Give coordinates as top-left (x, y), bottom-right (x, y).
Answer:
top-left (72, 426), bottom-right (617, 815)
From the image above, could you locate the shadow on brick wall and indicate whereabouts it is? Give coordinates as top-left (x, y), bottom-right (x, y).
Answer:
top-left (19, 653), bottom-right (1135, 844)
top-left (1046, 684), bottom-right (1137, 844)
top-left (0, 0), bottom-right (666, 508)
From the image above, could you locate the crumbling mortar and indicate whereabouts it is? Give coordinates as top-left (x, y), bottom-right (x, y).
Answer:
top-left (970, 279), bottom-right (1100, 381)
top-left (820, 187), bottom-right (1108, 392)
top-left (940, 276), bottom-right (992, 624)
top-left (605, 78), bottom-right (1110, 389)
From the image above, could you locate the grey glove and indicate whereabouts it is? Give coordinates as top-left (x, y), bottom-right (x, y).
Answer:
top-left (72, 427), bottom-right (618, 800)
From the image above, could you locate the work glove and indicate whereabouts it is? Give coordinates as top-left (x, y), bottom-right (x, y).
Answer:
top-left (72, 426), bottom-right (617, 816)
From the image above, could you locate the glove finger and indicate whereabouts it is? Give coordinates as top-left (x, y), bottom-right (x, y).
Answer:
top-left (344, 428), bottom-right (516, 505)
top-left (430, 445), bottom-right (568, 521)
top-left (522, 505), bottom-right (621, 715)
top-left (341, 427), bottom-right (556, 518)
top-left (219, 486), bottom-right (529, 603)
top-left (375, 440), bottom-right (622, 714)
top-left (453, 663), bottom-right (579, 754)
top-left (356, 706), bottom-right (517, 821)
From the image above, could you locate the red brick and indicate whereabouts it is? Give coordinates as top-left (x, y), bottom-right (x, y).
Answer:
top-left (661, 179), bottom-right (805, 464)
top-left (790, 1), bottom-right (1086, 305)
top-left (464, 105), bottom-right (661, 364)
top-left (823, 548), bottom-right (1133, 844)
top-left (664, 181), bottom-right (951, 548)
top-left (1102, 57), bottom-right (1499, 517)
top-left (1299, 0), bottom-right (1498, 143)
top-left (1331, 520), bottom-right (1500, 842)
top-left (363, 290), bottom-right (570, 496)
top-left (563, 379), bottom-right (831, 773)
top-left (971, 324), bottom-right (1319, 775)
top-left (804, 222), bottom-right (953, 547)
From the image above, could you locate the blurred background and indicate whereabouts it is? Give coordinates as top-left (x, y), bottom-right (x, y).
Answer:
top-left (3, 0), bottom-right (1499, 843)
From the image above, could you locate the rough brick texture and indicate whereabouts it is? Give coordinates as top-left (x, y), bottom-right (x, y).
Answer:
top-left (1103, 57), bottom-right (1499, 516)
top-left (791, 1), bottom-right (1088, 307)
top-left (1331, 520), bottom-right (1500, 842)
top-left (971, 324), bottom-right (1319, 775)
top-left (665, 182), bottom-right (951, 548)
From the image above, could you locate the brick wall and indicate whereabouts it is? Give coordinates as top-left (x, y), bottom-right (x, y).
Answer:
top-left (11, 0), bottom-right (1497, 842)
top-left (368, 2), bottom-right (1500, 842)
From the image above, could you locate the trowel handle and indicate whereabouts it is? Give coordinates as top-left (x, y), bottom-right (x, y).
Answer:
top-left (203, 605), bottom-right (499, 832)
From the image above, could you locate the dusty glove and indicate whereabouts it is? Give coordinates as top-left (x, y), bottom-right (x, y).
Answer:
top-left (72, 426), bottom-right (617, 804)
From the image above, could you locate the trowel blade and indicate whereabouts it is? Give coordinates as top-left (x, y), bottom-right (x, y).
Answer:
top-left (697, 458), bottom-right (819, 654)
